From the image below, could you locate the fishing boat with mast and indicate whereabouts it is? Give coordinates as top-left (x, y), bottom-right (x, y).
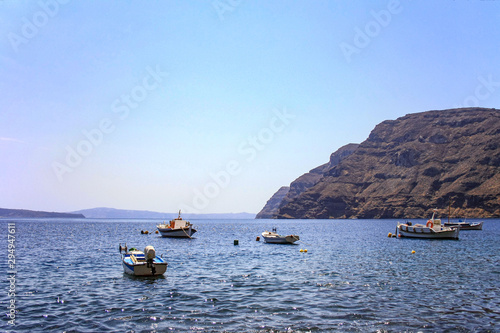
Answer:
top-left (444, 219), bottom-right (483, 230)
top-left (442, 203), bottom-right (483, 230)
top-left (157, 210), bottom-right (196, 238)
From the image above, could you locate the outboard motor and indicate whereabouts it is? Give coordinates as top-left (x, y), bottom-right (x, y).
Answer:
top-left (144, 246), bottom-right (156, 260)
top-left (144, 245), bottom-right (156, 275)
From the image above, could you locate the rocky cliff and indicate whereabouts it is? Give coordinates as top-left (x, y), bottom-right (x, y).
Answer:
top-left (256, 143), bottom-right (359, 218)
top-left (255, 186), bottom-right (290, 219)
top-left (274, 108), bottom-right (500, 219)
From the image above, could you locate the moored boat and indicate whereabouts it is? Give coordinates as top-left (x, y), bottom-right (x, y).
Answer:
top-left (444, 220), bottom-right (483, 230)
top-left (397, 209), bottom-right (459, 240)
top-left (157, 210), bottom-right (196, 238)
top-left (120, 245), bottom-right (168, 276)
top-left (442, 204), bottom-right (483, 230)
top-left (261, 228), bottom-right (300, 244)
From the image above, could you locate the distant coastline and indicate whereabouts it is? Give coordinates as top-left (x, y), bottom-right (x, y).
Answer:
top-left (0, 207), bottom-right (256, 219)
top-left (0, 208), bottom-right (85, 218)
top-left (72, 207), bottom-right (256, 219)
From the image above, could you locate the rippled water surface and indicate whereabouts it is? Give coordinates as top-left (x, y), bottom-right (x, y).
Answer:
top-left (1, 218), bottom-right (499, 332)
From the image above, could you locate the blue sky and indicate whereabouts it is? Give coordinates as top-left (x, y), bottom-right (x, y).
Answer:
top-left (1, 1), bottom-right (499, 214)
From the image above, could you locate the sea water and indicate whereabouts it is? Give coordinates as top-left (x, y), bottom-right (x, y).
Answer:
top-left (0, 218), bottom-right (499, 332)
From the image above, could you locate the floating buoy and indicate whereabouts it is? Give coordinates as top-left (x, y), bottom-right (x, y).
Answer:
top-left (145, 230), bottom-right (149, 234)
top-left (388, 232), bottom-right (392, 237)
top-left (234, 240), bottom-right (239, 246)
top-left (155, 230), bottom-right (159, 234)
top-left (411, 250), bottom-right (416, 254)
top-left (304, 249), bottom-right (308, 253)
top-left (141, 230), bottom-right (144, 234)
top-left (256, 236), bottom-right (260, 241)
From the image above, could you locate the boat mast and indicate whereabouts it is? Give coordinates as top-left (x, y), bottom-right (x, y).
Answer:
top-left (448, 200), bottom-right (453, 224)
top-left (448, 200), bottom-right (451, 223)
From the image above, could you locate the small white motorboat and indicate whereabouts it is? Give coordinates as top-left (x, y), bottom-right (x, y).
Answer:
top-left (261, 228), bottom-right (300, 244)
top-left (397, 209), bottom-right (460, 240)
top-left (157, 210), bottom-right (196, 238)
top-left (120, 245), bottom-right (168, 276)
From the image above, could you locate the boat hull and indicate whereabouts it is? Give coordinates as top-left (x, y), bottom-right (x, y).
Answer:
top-left (397, 225), bottom-right (459, 240)
top-left (157, 227), bottom-right (197, 238)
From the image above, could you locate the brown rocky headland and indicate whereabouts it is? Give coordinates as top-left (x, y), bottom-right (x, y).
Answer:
top-left (257, 108), bottom-right (500, 219)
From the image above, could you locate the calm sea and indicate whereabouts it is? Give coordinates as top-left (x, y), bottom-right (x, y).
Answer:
top-left (1, 218), bottom-right (499, 332)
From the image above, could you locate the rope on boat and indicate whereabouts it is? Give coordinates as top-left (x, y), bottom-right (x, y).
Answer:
top-left (181, 227), bottom-right (192, 239)
top-left (295, 236), bottom-right (313, 246)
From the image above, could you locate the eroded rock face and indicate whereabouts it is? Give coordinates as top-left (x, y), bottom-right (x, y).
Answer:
top-left (255, 143), bottom-right (359, 219)
top-left (280, 143), bottom-right (360, 208)
top-left (275, 108), bottom-right (500, 219)
top-left (255, 186), bottom-right (290, 219)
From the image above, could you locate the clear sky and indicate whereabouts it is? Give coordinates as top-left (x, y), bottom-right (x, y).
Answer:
top-left (1, 1), bottom-right (499, 214)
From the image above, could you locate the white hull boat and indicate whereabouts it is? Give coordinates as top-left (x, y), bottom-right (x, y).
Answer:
top-left (157, 227), bottom-right (195, 238)
top-left (157, 210), bottom-right (196, 238)
top-left (397, 224), bottom-right (459, 239)
top-left (262, 228), bottom-right (300, 244)
top-left (121, 245), bottom-right (168, 276)
top-left (397, 209), bottom-right (459, 240)
top-left (444, 221), bottom-right (483, 230)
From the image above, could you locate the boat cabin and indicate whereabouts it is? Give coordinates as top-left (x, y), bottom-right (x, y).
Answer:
top-left (169, 218), bottom-right (189, 229)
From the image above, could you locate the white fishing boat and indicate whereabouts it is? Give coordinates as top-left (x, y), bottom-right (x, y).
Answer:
top-left (397, 209), bottom-right (460, 240)
top-left (444, 220), bottom-right (483, 230)
top-left (442, 204), bottom-right (483, 230)
top-left (261, 228), bottom-right (300, 244)
top-left (120, 245), bottom-right (168, 276)
top-left (157, 210), bottom-right (196, 238)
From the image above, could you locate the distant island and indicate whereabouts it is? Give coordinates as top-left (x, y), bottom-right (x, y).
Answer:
top-left (0, 207), bottom-right (255, 219)
top-left (0, 208), bottom-right (85, 218)
top-left (72, 207), bottom-right (256, 219)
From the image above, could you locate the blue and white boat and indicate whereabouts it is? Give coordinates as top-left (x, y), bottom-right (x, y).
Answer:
top-left (120, 245), bottom-right (168, 276)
